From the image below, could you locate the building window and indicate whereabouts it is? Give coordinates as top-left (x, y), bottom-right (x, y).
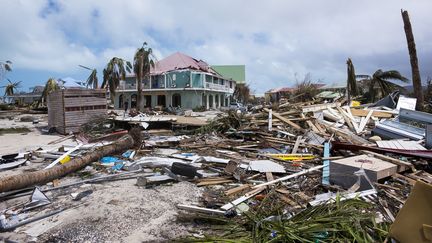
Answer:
top-left (229, 81), bottom-right (233, 88)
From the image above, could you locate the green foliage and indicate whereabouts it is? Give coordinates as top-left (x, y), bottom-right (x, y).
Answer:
top-left (234, 83), bottom-right (251, 103)
top-left (1, 79), bottom-right (21, 96)
top-left (192, 106), bottom-right (206, 112)
top-left (101, 57), bottom-right (132, 102)
top-left (185, 194), bottom-right (389, 243)
top-left (0, 103), bottom-right (14, 110)
top-left (365, 69), bottom-right (409, 102)
top-left (134, 42), bottom-right (155, 111)
top-left (0, 127), bottom-right (31, 135)
top-left (293, 80), bottom-right (319, 102)
top-left (79, 65), bottom-right (99, 89)
top-left (41, 78), bottom-right (60, 100)
top-left (196, 110), bottom-right (243, 134)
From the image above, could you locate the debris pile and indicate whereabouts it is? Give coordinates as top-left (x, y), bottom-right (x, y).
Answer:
top-left (0, 95), bottom-right (431, 242)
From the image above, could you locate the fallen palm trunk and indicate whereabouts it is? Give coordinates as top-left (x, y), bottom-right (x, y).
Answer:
top-left (0, 135), bottom-right (134, 193)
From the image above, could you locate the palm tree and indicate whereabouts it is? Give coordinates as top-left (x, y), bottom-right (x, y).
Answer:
top-left (79, 65), bottom-right (98, 89)
top-left (365, 69), bottom-right (409, 102)
top-left (38, 78), bottom-right (60, 107)
top-left (346, 58), bottom-right (358, 104)
top-left (133, 42), bottom-right (155, 111)
top-left (101, 57), bottom-right (132, 102)
top-left (401, 9), bottom-right (423, 110)
top-left (2, 79), bottom-right (21, 96)
top-left (233, 83), bottom-right (250, 103)
top-left (0, 60), bottom-right (12, 82)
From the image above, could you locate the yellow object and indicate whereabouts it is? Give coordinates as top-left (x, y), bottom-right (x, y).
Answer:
top-left (351, 100), bottom-right (360, 107)
top-left (266, 154), bottom-right (315, 161)
top-left (59, 155), bottom-right (71, 164)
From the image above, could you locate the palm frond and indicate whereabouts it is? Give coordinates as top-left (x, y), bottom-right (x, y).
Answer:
top-left (377, 70), bottom-right (409, 82)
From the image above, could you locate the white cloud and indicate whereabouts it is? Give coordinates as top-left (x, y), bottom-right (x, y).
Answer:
top-left (1, 0), bottom-right (432, 92)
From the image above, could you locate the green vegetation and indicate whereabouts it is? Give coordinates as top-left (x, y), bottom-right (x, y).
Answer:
top-left (181, 193), bottom-right (389, 243)
top-left (0, 127), bottom-right (31, 135)
top-left (102, 57), bottom-right (132, 102)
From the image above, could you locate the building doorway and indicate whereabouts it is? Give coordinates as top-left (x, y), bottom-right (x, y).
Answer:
top-left (157, 95), bottom-right (166, 107)
top-left (209, 94), bottom-right (213, 108)
top-left (131, 94), bottom-right (137, 108)
top-left (144, 95), bottom-right (151, 108)
top-left (118, 94), bottom-right (124, 108)
top-left (172, 93), bottom-right (181, 107)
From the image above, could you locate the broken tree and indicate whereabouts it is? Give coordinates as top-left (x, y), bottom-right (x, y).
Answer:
top-left (0, 135), bottom-right (134, 192)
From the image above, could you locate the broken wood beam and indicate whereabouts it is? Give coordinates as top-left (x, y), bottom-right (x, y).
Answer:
top-left (263, 108), bottom-right (304, 132)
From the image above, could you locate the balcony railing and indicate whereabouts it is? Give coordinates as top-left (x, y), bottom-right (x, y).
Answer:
top-left (206, 82), bottom-right (233, 92)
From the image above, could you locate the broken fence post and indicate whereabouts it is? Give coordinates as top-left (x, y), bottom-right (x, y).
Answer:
top-left (268, 109), bottom-right (272, 131)
top-left (322, 142), bottom-right (330, 185)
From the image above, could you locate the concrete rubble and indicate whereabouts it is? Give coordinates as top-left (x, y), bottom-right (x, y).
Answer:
top-left (0, 95), bottom-right (431, 242)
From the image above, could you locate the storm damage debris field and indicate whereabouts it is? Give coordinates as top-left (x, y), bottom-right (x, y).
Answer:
top-left (0, 94), bottom-right (431, 243)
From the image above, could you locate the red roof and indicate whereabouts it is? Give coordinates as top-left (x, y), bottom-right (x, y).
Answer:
top-left (151, 52), bottom-right (218, 75)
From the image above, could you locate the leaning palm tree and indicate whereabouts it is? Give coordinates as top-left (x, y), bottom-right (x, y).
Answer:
top-left (0, 60), bottom-right (12, 82)
top-left (366, 69), bottom-right (409, 102)
top-left (38, 78), bottom-right (60, 107)
top-left (2, 79), bottom-right (21, 96)
top-left (133, 42), bottom-right (155, 111)
top-left (79, 65), bottom-right (98, 89)
top-left (101, 57), bottom-right (132, 102)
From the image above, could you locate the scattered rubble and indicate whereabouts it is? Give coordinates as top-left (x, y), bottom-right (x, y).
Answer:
top-left (0, 92), bottom-right (431, 242)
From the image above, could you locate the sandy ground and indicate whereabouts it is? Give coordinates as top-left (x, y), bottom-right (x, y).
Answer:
top-left (0, 112), bottom-right (205, 242)
top-left (0, 114), bottom-right (76, 155)
top-left (1, 181), bottom-right (203, 242)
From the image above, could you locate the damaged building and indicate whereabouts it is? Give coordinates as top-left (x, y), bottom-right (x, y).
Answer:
top-left (114, 52), bottom-right (244, 110)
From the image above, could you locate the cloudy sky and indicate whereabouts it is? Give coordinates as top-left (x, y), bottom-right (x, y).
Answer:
top-left (1, 0), bottom-right (432, 94)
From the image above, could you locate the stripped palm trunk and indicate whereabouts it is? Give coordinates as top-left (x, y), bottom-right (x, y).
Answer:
top-left (401, 9), bottom-right (424, 110)
top-left (0, 135), bottom-right (134, 193)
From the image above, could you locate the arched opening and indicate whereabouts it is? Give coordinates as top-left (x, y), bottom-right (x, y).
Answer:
top-left (131, 94), bottom-right (137, 108)
top-left (119, 94), bottom-right (124, 109)
top-left (172, 93), bottom-right (181, 107)
top-left (202, 93), bottom-right (206, 108)
top-left (208, 94), bottom-right (213, 108)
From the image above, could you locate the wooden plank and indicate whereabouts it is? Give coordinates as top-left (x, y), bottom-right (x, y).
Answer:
top-left (302, 102), bottom-right (340, 113)
top-left (360, 150), bottom-right (413, 169)
top-left (291, 136), bottom-right (302, 154)
top-left (265, 172), bottom-right (274, 181)
top-left (263, 108), bottom-right (304, 132)
top-left (225, 184), bottom-right (251, 196)
top-left (197, 179), bottom-right (233, 186)
top-left (350, 109), bottom-right (393, 118)
top-left (357, 110), bottom-right (373, 134)
top-left (336, 106), bottom-right (354, 130)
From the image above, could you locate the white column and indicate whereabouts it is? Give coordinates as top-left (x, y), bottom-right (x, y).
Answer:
top-left (206, 94), bottom-right (209, 110)
top-left (212, 94), bottom-right (216, 109)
